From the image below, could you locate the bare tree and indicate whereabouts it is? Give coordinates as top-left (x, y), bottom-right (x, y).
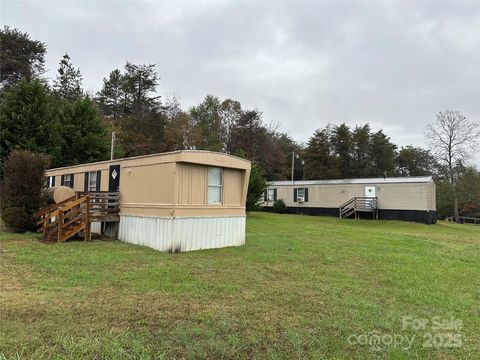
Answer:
top-left (426, 110), bottom-right (480, 219)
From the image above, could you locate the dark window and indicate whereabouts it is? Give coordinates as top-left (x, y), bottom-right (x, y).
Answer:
top-left (61, 174), bottom-right (74, 188)
top-left (267, 189), bottom-right (277, 202)
top-left (294, 188), bottom-right (309, 202)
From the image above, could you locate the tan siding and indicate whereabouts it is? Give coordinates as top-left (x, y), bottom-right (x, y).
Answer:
top-left (100, 170), bottom-right (109, 191)
top-left (223, 168), bottom-right (243, 206)
top-left (264, 182), bottom-right (432, 211)
top-left (73, 173), bottom-right (83, 192)
top-left (176, 163), bottom-right (207, 205)
top-left (120, 162), bottom-right (176, 205)
top-left (120, 206), bottom-right (245, 217)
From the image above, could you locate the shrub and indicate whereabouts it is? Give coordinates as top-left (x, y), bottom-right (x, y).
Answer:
top-left (1, 150), bottom-right (49, 231)
top-left (273, 199), bottom-right (287, 214)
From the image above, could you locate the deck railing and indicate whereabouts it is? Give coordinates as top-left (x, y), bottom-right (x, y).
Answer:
top-left (339, 197), bottom-right (377, 219)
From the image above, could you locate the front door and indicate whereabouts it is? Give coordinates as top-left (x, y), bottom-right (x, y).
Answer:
top-left (364, 186), bottom-right (376, 198)
top-left (109, 165), bottom-right (120, 192)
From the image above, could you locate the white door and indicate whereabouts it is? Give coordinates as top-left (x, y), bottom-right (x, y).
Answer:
top-left (364, 186), bottom-right (376, 198)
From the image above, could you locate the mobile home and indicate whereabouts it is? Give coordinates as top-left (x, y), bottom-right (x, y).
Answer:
top-left (45, 151), bottom-right (251, 251)
top-left (261, 177), bottom-right (436, 224)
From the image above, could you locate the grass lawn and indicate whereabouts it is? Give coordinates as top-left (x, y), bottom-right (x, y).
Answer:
top-left (1, 212), bottom-right (479, 359)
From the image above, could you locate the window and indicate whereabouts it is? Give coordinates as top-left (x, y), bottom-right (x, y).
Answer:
top-left (48, 176), bottom-right (55, 188)
top-left (267, 189), bottom-right (275, 202)
top-left (263, 188), bottom-right (277, 202)
top-left (297, 188), bottom-right (305, 200)
top-left (294, 188), bottom-right (308, 202)
top-left (63, 174), bottom-right (73, 188)
top-left (208, 167), bottom-right (223, 204)
top-left (88, 171), bottom-right (97, 192)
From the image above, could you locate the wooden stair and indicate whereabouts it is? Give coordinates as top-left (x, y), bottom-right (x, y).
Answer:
top-left (339, 197), bottom-right (378, 220)
top-left (36, 195), bottom-right (92, 243)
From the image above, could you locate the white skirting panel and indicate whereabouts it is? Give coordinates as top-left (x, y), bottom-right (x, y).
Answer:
top-left (91, 222), bottom-right (102, 234)
top-left (117, 215), bottom-right (246, 252)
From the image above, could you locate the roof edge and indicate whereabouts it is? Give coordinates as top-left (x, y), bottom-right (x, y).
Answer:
top-left (268, 176), bottom-right (434, 186)
top-left (46, 150), bottom-right (251, 172)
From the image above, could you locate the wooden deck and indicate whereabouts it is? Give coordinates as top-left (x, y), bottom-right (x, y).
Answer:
top-left (35, 192), bottom-right (120, 243)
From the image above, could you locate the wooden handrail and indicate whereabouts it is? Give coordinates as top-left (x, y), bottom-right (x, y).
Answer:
top-left (36, 195), bottom-right (91, 243)
top-left (340, 197), bottom-right (377, 218)
top-left (339, 197), bottom-right (356, 208)
top-left (35, 195), bottom-right (77, 217)
top-left (36, 192), bottom-right (118, 243)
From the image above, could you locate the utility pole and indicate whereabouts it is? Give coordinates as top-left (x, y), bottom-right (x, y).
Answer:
top-left (291, 151), bottom-right (299, 184)
top-left (110, 131), bottom-right (116, 160)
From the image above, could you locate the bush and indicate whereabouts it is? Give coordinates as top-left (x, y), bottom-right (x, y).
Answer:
top-left (1, 150), bottom-right (49, 231)
top-left (273, 199), bottom-right (287, 214)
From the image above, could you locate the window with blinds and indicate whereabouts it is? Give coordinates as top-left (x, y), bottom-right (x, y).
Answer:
top-left (88, 171), bottom-right (97, 192)
top-left (208, 167), bottom-right (223, 204)
top-left (63, 174), bottom-right (72, 188)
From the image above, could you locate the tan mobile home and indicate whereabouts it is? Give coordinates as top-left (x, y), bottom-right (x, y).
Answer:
top-left (45, 151), bottom-right (251, 251)
top-left (261, 177), bottom-right (436, 224)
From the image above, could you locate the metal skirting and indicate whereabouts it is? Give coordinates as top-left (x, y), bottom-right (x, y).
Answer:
top-left (260, 206), bottom-right (437, 224)
top-left (91, 222), bottom-right (102, 234)
top-left (117, 215), bottom-right (246, 252)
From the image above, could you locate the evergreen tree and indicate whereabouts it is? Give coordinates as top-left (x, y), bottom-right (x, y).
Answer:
top-left (53, 53), bottom-right (83, 99)
top-left (0, 26), bottom-right (46, 88)
top-left (368, 130), bottom-right (397, 177)
top-left (123, 62), bottom-right (160, 117)
top-left (352, 124), bottom-right (371, 177)
top-left (96, 69), bottom-right (126, 121)
top-left (246, 163), bottom-right (267, 211)
top-left (0, 80), bottom-right (61, 166)
top-left (331, 123), bottom-right (352, 178)
top-left (56, 97), bottom-right (109, 165)
top-left (304, 126), bottom-right (336, 179)
top-left (190, 95), bottom-right (224, 152)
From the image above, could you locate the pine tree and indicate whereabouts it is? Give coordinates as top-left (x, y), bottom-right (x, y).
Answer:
top-left (246, 163), bottom-right (267, 211)
top-left (0, 80), bottom-right (61, 166)
top-left (53, 53), bottom-right (83, 99)
top-left (352, 124), bottom-right (371, 177)
top-left (331, 123), bottom-right (353, 178)
top-left (56, 97), bottom-right (110, 165)
top-left (304, 126), bottom-right (336, 179)
top-left (96, 69), bottom-right (126, 121)
top-left (0, 26), bottom-right (46, 88)
top-left (122, 62), bottom-right (160, 117)
top-left (369, 130), bottom-right (397, 177)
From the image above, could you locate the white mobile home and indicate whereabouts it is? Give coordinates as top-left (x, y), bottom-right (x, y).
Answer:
top-left (261, 176), bottom-right (436, 224)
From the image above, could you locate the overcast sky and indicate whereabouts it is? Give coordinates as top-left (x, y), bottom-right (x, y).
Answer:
top-left (3, 0), bottom-right (480, 165)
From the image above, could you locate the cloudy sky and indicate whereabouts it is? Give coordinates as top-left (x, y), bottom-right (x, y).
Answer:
top-left (3, 0), bottom-right (480, 164)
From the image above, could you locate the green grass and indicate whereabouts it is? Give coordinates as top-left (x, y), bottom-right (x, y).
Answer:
top-left (0, 212), bottom-right (479, 359)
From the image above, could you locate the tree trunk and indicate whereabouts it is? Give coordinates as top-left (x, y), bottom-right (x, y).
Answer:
top-left (453, 189), bottom-right (459, 220)
top-left (447, 145), bottom-right (459, 221)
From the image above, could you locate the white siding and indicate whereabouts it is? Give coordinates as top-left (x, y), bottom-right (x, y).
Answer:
top-left (117, 215), bottom-right (246, 252)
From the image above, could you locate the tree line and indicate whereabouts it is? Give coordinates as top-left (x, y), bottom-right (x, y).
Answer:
top-left (1, 26), bottom-right (479, 218)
